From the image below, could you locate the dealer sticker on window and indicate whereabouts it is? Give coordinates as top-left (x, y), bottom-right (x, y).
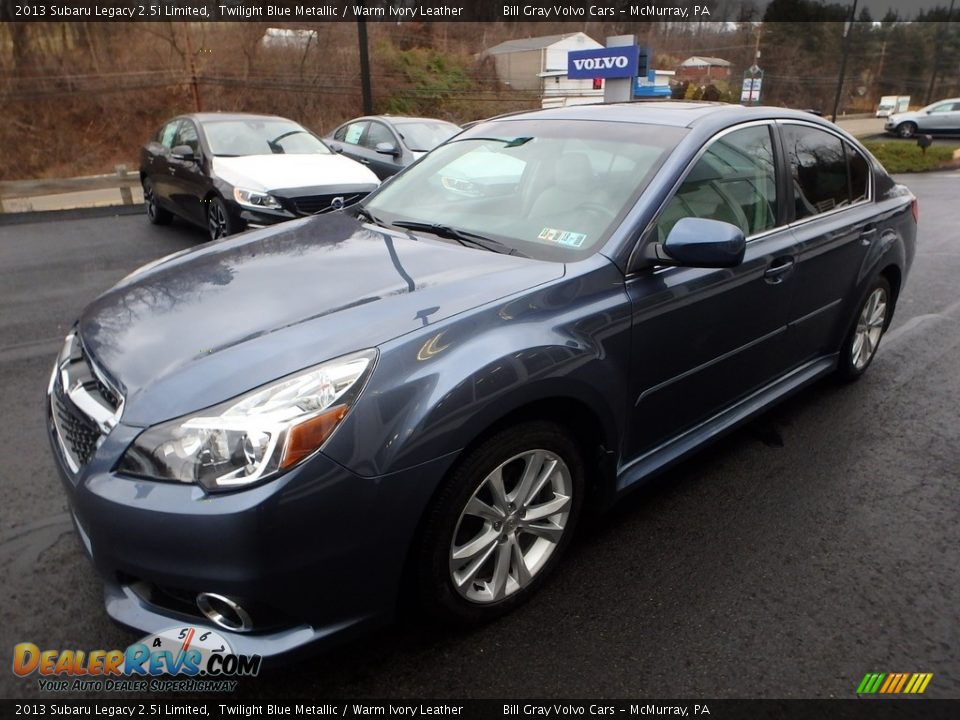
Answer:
top-left (537, 227), bottom-right (588, 248)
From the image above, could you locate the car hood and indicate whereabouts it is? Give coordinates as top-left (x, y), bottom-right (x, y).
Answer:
top-left (79, 214), bottom-right (563, 426)
top-left (212, 154), bottom-right (379, 192)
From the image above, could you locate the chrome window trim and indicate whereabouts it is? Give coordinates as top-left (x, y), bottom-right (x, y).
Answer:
top-left (629, 117), bottom-right (877, 278)
top-left (627, 119), bottom-right (783, 276)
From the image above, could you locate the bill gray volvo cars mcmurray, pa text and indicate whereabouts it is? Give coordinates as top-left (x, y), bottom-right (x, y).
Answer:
top-left (49, 102), bottom-right (916, 659)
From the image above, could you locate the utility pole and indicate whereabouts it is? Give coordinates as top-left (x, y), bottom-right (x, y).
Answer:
top-left (926, 0), bottom-right (956, 104)
top-left (356, 4), bottom-right (373, 115)
top-left (831, 0), bottom-right (859, 122)
top-left (182, 23), bottom-right (202, 112)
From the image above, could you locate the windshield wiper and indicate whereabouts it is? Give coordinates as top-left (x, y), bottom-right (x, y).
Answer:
top-left (391, 221), bottom-right (524, 256)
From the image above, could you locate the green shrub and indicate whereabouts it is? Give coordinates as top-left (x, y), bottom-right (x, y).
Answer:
top-left (862, 141), bottom-right (960, 173)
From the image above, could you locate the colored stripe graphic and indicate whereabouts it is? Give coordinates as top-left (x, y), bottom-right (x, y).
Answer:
top-left (857, 672), bottom-right (932, 694)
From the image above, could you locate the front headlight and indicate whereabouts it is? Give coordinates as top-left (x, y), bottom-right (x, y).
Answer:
top-left (117, 350), bottom-right (376, 491)
top-left (233, 187), bottom-right (282, 211)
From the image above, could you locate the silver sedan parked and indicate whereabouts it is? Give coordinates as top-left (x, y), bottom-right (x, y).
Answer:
top-left (885, 98), bottom-right (960, 138)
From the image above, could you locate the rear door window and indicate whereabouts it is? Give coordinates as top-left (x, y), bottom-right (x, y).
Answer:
top-left (341, 121), bottom-right (369, 146)
top-left (783, 125), bottom-right (868, 219)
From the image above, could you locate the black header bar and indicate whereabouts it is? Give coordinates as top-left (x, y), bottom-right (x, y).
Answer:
top-left (2, 699), bottom-right (960, 719)
top-left (0, 0), bottom-right (952, 23)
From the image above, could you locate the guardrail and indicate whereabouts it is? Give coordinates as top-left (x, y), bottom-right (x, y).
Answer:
top-left (0, 165), bottom-right (140, 213)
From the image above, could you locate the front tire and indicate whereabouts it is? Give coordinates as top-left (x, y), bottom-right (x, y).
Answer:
top-left (207, 196), bottom-right (235, 241)
top-left (897, 122), bottom-right (917, 139)
top-left (143, 178), bottom-right (172, 225)
top-left (414, 421), bottom-right (584, 625)
top-left (836, 276), bottom-right (891, 382)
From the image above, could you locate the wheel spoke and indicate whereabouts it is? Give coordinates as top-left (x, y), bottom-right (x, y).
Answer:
top-left (523, 493), bottom-right (571, 522)
top-left (869, 299), bottom-right (887, 327)
top-left (525, 458), bottom-right (559, 508)
top-left (852, 333), bottom-right (865, 366)
top-left (485, 466), bottom-right (509, 512)
top-left (451, 526), bottom-right (499, 564)
top-left (521, 520), bottom-right (564, 544)
top-left (451, 539), bottom-right (498, 589)
top-left (464, 495), bottom-right (504, 522)
top-left (490, 541), bottom-right (511, 600)
top-left (865, 292), bottom-right (877, 322)
top-left (510, 450), bottom-right (545, 506)
top-left (509, 534), bottom-right (531, 586)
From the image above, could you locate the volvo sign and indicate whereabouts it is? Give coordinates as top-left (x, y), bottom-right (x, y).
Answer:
top-left (567, 46), bottom-right (640, 79)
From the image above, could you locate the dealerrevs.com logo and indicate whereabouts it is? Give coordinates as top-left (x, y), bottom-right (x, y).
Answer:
top-left (13, 626), bottom-right (261, 692)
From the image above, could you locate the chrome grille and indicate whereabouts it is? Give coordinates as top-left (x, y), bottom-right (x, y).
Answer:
top-left (291, 192), bottom-right (365, 215)
top-left (48, 333), bottom-right (124, 473)
top-left (52, 383), bottom-right (100, 469)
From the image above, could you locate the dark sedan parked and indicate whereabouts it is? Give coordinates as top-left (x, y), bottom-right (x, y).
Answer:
top-left (50, 102), bottom-right (915, 660)
top-left (325, 115), bottom-right (461, 179)
top-left (140, 113), bottom-right (379, 240)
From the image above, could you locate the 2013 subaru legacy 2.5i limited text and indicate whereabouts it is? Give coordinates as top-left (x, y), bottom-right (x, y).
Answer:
top-left (48, 102), bottom-right (916, 660)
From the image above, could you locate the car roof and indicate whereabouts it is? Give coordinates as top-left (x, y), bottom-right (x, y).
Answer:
top-left (182, 112), bottom-right (297, 124)
top-left (346, 115), bottom-right (458, 126)
top-left (481, 101), bottom-right (831, 129)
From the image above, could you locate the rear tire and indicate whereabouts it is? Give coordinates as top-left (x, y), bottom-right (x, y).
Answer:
top-left (143, 178), bottom-right (172, 225)
top-left (897, 122), bottom-right (917, 139)
top-left (836, 276), bottom-right (891, 382)
top-left (413, 421), bottom-right (584, 625)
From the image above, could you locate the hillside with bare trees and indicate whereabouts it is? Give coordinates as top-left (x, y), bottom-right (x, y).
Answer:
top-left (1, 7), bottom-right (958, 181)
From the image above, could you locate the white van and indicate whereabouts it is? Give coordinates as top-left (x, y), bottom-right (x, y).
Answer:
top-left (876, 96), bottom-right (910, 117)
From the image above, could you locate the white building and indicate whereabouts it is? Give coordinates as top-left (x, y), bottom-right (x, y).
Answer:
top-left (485, 32), bottom-right (604, 101)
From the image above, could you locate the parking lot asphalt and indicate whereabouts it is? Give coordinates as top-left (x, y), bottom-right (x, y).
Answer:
top-left (1, 174), bottom-right (958, 700)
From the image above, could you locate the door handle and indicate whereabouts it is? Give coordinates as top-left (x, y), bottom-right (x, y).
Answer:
top-left (860, 226), bottom-right (878, 245)
top-left (358, 158), bottom-right (370, 164)
top-left (764, 257), bottom-right (795, 284)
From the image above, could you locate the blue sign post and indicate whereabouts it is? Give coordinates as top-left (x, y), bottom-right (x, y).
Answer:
top-left (567, 46), bottom-right (640, 80)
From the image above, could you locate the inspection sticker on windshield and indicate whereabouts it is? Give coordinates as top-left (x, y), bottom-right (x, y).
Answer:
top-left (537, 227), bottom-right (587, 248)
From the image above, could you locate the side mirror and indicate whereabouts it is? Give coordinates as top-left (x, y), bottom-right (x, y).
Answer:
top-left (171, 145), bottom-right (196, 162)
top-left (651, 217), bottom-right (746, 268)
top-left (375, 142), bottom-right (399, 156)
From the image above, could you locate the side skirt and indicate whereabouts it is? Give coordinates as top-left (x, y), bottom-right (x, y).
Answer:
top-left (616, 355), bottom-right (838, 494)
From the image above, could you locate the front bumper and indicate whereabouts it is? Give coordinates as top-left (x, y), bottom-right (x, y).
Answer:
top-left (232, 204), bottom-right (295, 230)
top-left (49, 415), bottom-right (458, 660)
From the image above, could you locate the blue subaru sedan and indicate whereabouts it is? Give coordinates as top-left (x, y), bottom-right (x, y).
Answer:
top-left (48, 102), bottom-right (916, 659)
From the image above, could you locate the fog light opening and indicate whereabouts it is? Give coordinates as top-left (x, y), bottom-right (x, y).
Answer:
top-left (196, 592), bottom-right (253, 633)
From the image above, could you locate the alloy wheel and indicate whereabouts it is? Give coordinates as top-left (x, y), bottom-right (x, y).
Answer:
top-left (852, 287), bottom-right (888, 370)
top-left (898, 122), bottom-right (916, 139)
top-left (208, 200), bottom-right (228, 240)
top-left (144, 183), bottom-right (157, 220)
top-left (449, 449), bottom-right (572, 604)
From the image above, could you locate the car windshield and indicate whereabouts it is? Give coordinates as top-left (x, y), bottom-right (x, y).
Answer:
top-left (203, 119), bottom-right (332, 157)
top-left (392, 120), bottom-right (461, 152)
top-left (364, 119), bottom-right (686, 261)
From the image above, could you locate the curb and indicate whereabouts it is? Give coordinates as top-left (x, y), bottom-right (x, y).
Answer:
top-left (0, 204), bottom-right (143, 227)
